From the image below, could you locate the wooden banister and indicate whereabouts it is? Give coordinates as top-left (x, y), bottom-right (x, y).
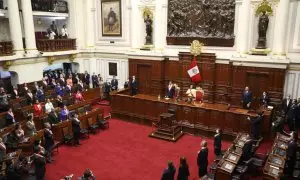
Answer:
top-left (36, 39), bottom-right (76, 52)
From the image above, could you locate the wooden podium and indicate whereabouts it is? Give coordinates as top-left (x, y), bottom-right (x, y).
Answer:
top-left (149, 112), bottom-right (184, 142)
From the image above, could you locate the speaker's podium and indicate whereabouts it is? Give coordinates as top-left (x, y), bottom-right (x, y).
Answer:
top-left (149, 110), bottom-right (184, 142)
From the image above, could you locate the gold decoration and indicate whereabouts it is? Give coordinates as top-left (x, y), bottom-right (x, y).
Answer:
top-left (69, 54), bottom-right (77, 62)
top-left (3, 61), bottom-right (13, 70)
top-left (255, 0), bottom-right (275, 16)
top-left (190, 40), bottom-right (203, 56)
top-left (143, 7), bottom-right (153, 20)
top-left (47, 56), bottom-right (55, 65)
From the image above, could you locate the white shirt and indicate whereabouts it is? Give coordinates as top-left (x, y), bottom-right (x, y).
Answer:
top-left (45, 102), bottom-right (54, 113)
top-left (49, 31), bottom-right (56, 40)
top-left (61, 28), bottom-right (68, 37)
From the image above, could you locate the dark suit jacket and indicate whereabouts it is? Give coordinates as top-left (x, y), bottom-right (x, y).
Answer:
top-left (214, 133), bottom-right (222, 150)
top-left (260, 95), bottom-right (270, 106)
top-left (111, 79), bottom-right (118, 91)
top-left (48, 112), bottom-right (61, 125)
top-left (287, 140), bottom-right (297, 158)
top-left (250, 115), bottom-right (262, 139)
top-left (58, 78), bottom-right (66, 86)
top-left (197, 148), bottom-right (208, 168)
top-left (242, 91), bottom-right (252, 104)
top-left (161, 167), bottom-right (176, 180)
top-left (44, 129), bottom-right (54, 150)
top-left (11, 90), bottom-right (19, 99)
top-left (166, 86), bottom-right (175, 98)
top-left (177, 165), bottom-right (189, 180)
top-left (72, 118), bottom-right (81, 133)
top-left (84, 74), bottom-right (90, 85)
top-left (130, 80), bottom-right (138, 96)
top-left (92, 75), bottom-right (98, 85)
top-left (242, 140), bottom-right (253, 161)
top-left (282, 99), bottom-right (292, 115)
top-left (5, 113), bottom-right (15, 126)
top-left (25, 93), bottom-right (34, 105)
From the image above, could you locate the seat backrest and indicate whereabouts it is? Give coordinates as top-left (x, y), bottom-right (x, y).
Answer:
top-left (84, 104), bottom-right (91, 112)
top-left (88, 118), bottom-right (93, 125)
top-left (78, 107), bottom-right (85, 114)
top-left (62, 126), bottom-right (69, 136)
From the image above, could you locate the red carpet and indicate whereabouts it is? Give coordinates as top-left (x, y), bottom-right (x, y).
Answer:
top-left (45, 103), bottom-right (272, 179)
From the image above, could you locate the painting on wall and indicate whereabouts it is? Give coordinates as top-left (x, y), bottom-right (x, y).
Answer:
top-left (101, 0), bottom-right (122, 36)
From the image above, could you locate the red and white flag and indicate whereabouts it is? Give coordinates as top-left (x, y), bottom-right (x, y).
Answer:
top-left (187, 57), bottom-right (201, 83)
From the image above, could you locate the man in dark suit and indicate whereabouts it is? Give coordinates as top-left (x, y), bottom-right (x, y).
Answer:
top-left (287, 100), bottom-right (297, 131)
top-left (111, 76), bottom-right (118, 91)
top-left (286, 132), bottom-right (297, 176)
top-left (58, 74), bottom-right (66, 86)
top-left (130, 76), bottom-right (138, 96)
top-left (242, 136), bottom-right (253, 161)
top-left (242, 86), bottom-right (252, 109)
top-left (248, 112), bottom-right (263, 140)
top-left (91, 73), bottom-right (98, 88)
top-left (104, 80), bottom-right (111, 100)
top-left (282, 95), bottom-right (292, 116)
top-left (44, 123), bottom-right (54, 162)
top-left (161, 161), bottom-right (176, 180)
top-left (214, 129), bottom-right (222, 157)
top-left (11, 87), bottom-right (19, 99)
top-left (25, 90), bottom-right (34, 105)
top-left (48, 108), bottom-right (61, 125)
top-left (260, 91), bottom-right (270, 107)
top-left (83, 71), bottom-right (90, 88)
top-left (166, 81), bottom-right (175, 98)
top-left (72, 113), bottom-right (81, 146)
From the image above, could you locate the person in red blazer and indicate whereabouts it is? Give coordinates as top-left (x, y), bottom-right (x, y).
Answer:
top-left (33, 99), bottom-right (43, 117)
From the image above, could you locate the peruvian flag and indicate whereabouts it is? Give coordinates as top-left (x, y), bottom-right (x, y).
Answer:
top-left (187, 57), bottom-right (201, 83)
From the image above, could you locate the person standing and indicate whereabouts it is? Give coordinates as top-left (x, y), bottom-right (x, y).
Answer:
top-left (248, 112), bottom-right (263, 140)
top-left (5, 108), bottom-right (16, 127)
top-left (44, 123), bottom-right (54, 163)
top-left (197, 140), bottom-right (208, 178)
top-left (72, 114), bottom-right (81, 146)
top-left (260, 91), bottom-right (270, 107)
top-left (111, 76), bottom-right (118, 91)
top-left (214, 129), bottom-right (222, 157)
top-left (282, 95), bottom-right (292, 116)
top-left (161, 161), bottom-right (176, 180)
top-left (92, 73), bottom-right (99, 88)
top-left (177, 157), bottom-right (190, 180)
top-left (61, 24), bottom-right (68, 38)
top-left (84, 71), bottom-right (90, 88)
top-left (33, 147), bottom-right (46, 180)
top-left (242, 86), bottom-right (252, 109)
top-left (130, 76), bottom-right (138, 96)
top-left (285, 132), bottom-right (297, 176)
top-left (26, 114), bottom-right (36, 137)
top-left (166, 81), bottom-right (175, 98)
top-left (287, 100), bottom-right (297, 131)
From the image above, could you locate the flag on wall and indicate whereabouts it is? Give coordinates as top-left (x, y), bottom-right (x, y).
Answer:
top-left (187, 57), bottom-right (201, 83)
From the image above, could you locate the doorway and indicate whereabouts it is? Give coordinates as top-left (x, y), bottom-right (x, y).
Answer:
top-left (137, 64), bottom-right (151, 95)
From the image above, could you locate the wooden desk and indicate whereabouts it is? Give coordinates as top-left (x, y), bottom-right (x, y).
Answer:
top-left (111, 93), bottom-right (272, 139)
top-left (263, 133), bottom-right (288, 179)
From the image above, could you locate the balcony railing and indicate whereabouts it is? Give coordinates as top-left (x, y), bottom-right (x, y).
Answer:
top-left (32, 0), bottom-right (68, 13)
top-left (0, 41), bottom-right (13, 56)
top-left (36, 39), bottom-right (76, 52)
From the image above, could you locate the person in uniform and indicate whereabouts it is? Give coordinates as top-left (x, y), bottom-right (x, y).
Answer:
top-left (242, 86), bottom-right (252, 109)
top-left (214, 129), bottom-right (222, 157)
top-left (197, 140), bottom-right (208, 178)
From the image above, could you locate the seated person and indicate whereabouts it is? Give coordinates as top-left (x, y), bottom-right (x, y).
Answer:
top-left (25, 90), bottom-right (34, 105)
top-left (60, 105), bottom-right (69, 121)
top-left (65, 84), bottom-right (72, 95)
top-left (56, 95), bottom-right (64, 108)
top-left (74, 90), bottom-right (85, 103)
top-left (166, 81), bottom-right (175, 98)
top-left (33, 100), bottom-right (43, 117)
top-left (26, 113), bottom-right (36, 137)
top-left (78, 80), bottom-right (85, 92)
top-left (6, 108), bottom-right (16, 126)
top-left (0, 87), bottom-right (9, 112)
top-left (36, 86), bottom-right (45, 102)
top-left (80, 169), bottom-right (96, 180)
top-left (0, 138), bottom-right (6, 162)
top-left (260, 91), bottom-right (270, 107)
top-left (48, 108), bottom-right (61, 125)
top-left (241, 135), bottom-right (254, 161)
top-left (45, 98), bottom-right (54, 114)
top-left (8, 124), bottom-right (25, 145)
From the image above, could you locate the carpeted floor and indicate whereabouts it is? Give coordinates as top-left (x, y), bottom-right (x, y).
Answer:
top-left (45, 102), bottom-right (273, 180)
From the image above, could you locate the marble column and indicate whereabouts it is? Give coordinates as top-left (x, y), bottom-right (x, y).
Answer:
top-left (85, 0), bottom-right (95, 49)
top-left (7, 0), bottom-right (24, 56)
top-left (237, 0), bottom-right (251, 54)
top-left (272, 0), bottom-right (290, 55)
top-left (21, 0), bottom-right (38, 56)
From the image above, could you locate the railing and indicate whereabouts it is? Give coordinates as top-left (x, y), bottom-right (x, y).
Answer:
top-left (0, 41), bottom-right (13, 56)
top-left (31, 0), bottom-right (68, 13)
top-left (36, 39), bottom-right (76, 52)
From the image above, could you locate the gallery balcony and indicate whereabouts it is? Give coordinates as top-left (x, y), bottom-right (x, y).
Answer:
top-left (31, 0), bottom-right (68, 13)
top-left (0, 41), bottom-right (13, 57)
top-left (36, 39), bottom-right (76, 52)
